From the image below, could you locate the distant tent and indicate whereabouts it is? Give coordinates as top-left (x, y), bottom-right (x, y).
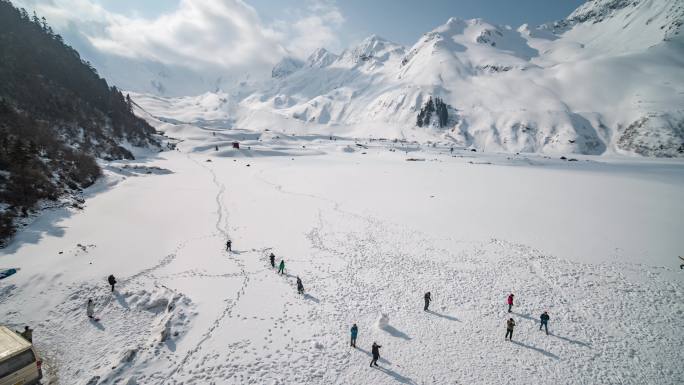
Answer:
top-left (232, 141), bottom-right (240, 149)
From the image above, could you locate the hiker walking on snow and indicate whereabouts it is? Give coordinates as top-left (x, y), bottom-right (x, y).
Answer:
top-left (679, 256), bottom-right (684, 269)
top-left (350, 324), bottom-right (358, 348)
top-left (108, 274), bottom-right (117, 292)
top-left (505, 318), bottom-right (516, 341)
top-left (370, 342), bottom-right (382, 367)
top-left (278, 260), bottom-right (285, 275)
top-left (507, 293), bottom-right (514, 313)
top-left (296, 276), bottom-right (304, 294)
top-left (540, 311), bottom-right (550, 335)
top-left (424, 292), bottom-right (432, 311)
top-left (269, 253), bottom-right (276, 268)
top-left (87, 299), bottom-right (95, 319)
top-left (226, 240), bottom-right (232, 252)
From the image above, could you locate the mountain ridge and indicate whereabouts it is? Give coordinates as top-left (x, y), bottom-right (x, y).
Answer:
top-left (133, 0), bottom-right (684, 157)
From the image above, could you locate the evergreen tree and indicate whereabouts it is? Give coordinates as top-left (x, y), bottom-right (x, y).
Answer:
top-left (10, 138), bottom-right (29, 166)
top-left (416, 96), bottom-right (449, 128)
top-left (423, 97), bottom-right (434, 126)
top-left (417, 109), bottom-right (425, 127)
top-left (435, 97), bottom-right (449, 127)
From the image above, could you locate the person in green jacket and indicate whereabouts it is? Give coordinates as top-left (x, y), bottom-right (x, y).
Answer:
top-left (505, 318), bottom-right (516, 341)
top-left (278, 260), bottom-right (285, 275)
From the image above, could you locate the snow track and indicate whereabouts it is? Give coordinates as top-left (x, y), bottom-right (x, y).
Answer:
top-left (157, 157), bottom-right (256, 384)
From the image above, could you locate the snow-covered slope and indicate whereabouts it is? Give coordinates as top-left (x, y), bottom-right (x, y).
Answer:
top-left (134, 0), bottom-right (684, 157)
top-left (2, 119), bottom-right (683, 384)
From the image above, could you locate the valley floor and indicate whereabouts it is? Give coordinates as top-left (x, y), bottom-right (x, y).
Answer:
top-left (1, 124), bottom-right (683, 385)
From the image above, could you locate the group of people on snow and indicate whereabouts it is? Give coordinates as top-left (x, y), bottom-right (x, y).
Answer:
top-left (84, 274), bottom-right (118, 322)
top-left (79, 239), bottom-right (556, 371)
top-left (267, 251), bottom-right (301, 293)
top-left (505, 293), bottom-right (551, 340)
top-left (348, 323), bottom-right (381, 367)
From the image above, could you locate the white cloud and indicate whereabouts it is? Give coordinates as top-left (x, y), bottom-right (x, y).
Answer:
top-left (88, 0), bottom-right (285, 71)
top-left (276, 0), bottom-right (345, 58)
top-left (12, 0), bottom-right (345, 79)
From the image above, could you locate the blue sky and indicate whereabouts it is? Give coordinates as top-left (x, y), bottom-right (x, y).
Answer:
top-left (91, 0), bottom-right (583, 46)
top-left (252, 0), bottom-right (585, 45)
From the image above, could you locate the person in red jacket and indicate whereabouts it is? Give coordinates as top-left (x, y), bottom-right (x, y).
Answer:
top-left (507, 293), bottom-right (514, 313)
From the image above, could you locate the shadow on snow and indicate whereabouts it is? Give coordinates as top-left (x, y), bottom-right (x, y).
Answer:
top-left (380, 325), bottom-right (411, 340)
top-left (549, 333), bottom-right (591, 348)
top-left (376, 366), bottom-right (418, 385)
top-left (511, 340), bottom-right (559, 359)
top-left (426, 310), bottom-right (461, 322)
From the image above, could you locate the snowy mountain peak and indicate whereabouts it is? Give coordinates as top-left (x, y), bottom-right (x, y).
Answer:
top-left (431, 17), bottom-right (503, 43)
top-left (271, 56), bottom-right (304, 78)
top-left (557, 0), bottom-right (684, 42)
top-left (568, 0), bottom-right (644, 24)
top-left (445, 16), bottom-right (461, 24)
top-left (339, 34), bottom-right (405, 64)
top-left (432, 17), bottom-right (467, 35)
top-left (305, 48), bottom-right (338, 68)
top-left (416, 17), bottom-right (537, 61)
top-left (362, 34), bottom-right (388, 44)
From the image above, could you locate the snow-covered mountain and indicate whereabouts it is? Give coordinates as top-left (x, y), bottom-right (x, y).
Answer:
top-left (135, 0), bottom-right (684, 157)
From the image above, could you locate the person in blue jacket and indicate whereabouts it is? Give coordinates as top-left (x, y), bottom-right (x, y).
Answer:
top-left (350, 324), bottom-right (358, 348)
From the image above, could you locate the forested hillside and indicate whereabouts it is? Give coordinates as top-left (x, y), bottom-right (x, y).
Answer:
top-left (0, 0), bottom-right (159, 245)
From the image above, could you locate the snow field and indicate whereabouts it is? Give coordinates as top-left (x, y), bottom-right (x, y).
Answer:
top-left (1, 122), bottom-right (683, 384)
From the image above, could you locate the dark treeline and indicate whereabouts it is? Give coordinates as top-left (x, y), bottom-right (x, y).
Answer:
top-left (416, 96), bottom-right (448, 128)
top-left (0, 0), bottom-right (158, 244)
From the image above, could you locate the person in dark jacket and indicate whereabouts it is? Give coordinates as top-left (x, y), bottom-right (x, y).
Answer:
top-left (108, 274), bottom-right (117, 292)
top-left (278, 260), bottom-right (285, 275)
top-left (507, 294), bottom-right (514, 313)
top-left (370, 342), bottom-right (382, 367)
top-left (540, 311), bottom-right (550, 335)
top-left (424, 292), bottom-right (432, 311)
top-left (350, 324), bottom-right (358, 348)
top-left (226, 240), bottom-right (232, 252)
top-left (296, 276), bottom-right (304, 294)
top-left (505, 318), bottom-right (516, 341)
top-left (18, 326), bottom-right (33, 343)
top-left (269, 253), bottom-right (276, 268)
top-left (679, 256), bottom-right (683, 269)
